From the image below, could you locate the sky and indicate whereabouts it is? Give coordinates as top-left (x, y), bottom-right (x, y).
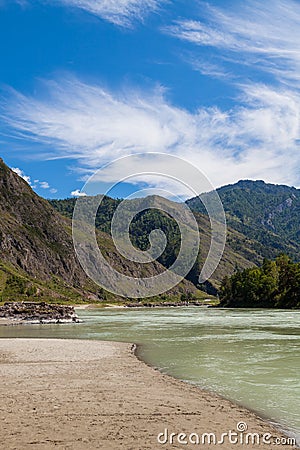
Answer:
top-left (0, 0), bottom-right (300, 199)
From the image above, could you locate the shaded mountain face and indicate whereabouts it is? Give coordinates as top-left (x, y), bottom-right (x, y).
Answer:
top-left (0, 159), bottom-right (197, 302)
top-left (186, 180), bottom-right (300, 262)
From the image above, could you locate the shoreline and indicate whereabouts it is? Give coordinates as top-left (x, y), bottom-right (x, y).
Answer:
top-left (132, 344), bottom-right (290, 440)
top-left (134, 343), bottom-right (298, 445)
top-left (0, 338), bottom-right (297, 449)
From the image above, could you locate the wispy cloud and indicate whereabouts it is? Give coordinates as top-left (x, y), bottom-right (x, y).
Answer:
top-left (165, 0), bottom-right (300, 85)
top-left (2, 76), bottom-right (300, 194)
top-left (185, 55), bottom-right (232, 80)
top-left (14, 0), bottom-right (166, 27)
top-left (39, 181), bottom-right (50, 189)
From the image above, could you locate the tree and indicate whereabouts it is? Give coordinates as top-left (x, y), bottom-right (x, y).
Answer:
top-left (219, 255), bottom-right (300, 309)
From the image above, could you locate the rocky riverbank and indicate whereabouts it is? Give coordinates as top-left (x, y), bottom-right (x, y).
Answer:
top-left (0, 301), bottom-right (81, 324)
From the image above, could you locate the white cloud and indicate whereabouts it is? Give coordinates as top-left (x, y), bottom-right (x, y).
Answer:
top-left (165, 0), bottom-right (300, 85)
top-left (63, 0), bottom-right (165, 26)
top-left (2, 76), bottom-right (300, 195)
top-left (11, 167), bottom-right (57, 192)
top-left (186, 57), bottom-right (231, 80)
top-left (71, 189), bottom-right (87, 197)
top-left (12, 167), bottom-right (32, 185)
top-left (14, 0), bottom-right (165, 27)
top-left (39, 181), bottom-right (50, 189)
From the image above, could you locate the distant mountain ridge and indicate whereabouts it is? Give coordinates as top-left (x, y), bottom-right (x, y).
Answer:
top-left (186, 179), bottom-right (300, 262)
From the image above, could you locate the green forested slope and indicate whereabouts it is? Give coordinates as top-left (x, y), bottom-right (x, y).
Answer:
top-left (186, 180), bottom-right (300, 261)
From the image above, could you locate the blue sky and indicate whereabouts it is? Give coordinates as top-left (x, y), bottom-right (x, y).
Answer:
top-left (0, 0), bottom-right (300, 199)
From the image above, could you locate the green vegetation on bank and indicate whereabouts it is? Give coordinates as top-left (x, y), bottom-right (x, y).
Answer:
top-left (0, 259), bottom-right (215, 307)
top-left (0, 261), bottom-right (93, 305)
top-left (219, 255), bottom-right (300, 308)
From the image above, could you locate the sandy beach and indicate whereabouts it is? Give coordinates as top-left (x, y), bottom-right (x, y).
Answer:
top-left (0, 338), bottom-right (296, 450)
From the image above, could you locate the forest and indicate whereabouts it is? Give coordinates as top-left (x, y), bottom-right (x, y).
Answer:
top-left (219, 255), bottom-right (300, 308)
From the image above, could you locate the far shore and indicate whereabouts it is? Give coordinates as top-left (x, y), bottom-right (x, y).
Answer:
top-left (0, 302), bottom-right (215, 326)
top-left (0, 338), bottom-right (296, 449)
top-left (74, 303), bottom-right (125, 309)
top-left (73, 300), bottom-right (216, 309)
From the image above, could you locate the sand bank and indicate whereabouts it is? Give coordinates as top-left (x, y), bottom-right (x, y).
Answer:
top-left (0, 339), bottom-right (296, 450)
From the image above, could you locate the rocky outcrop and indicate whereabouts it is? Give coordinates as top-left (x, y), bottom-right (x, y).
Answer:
top-left (0, 301), bottom-right (81, 324)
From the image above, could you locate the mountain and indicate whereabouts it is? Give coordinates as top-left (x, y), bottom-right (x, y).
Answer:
top-left (0, 158), bottom-right (97, 303)
top-left (4, 155), bottom-right (297, 305)
top-left (186, 180), bottom-right (300, 262)
top-left (51, 179), bottom-right (300, 295)
top-left (50, 193), bottom-right (266, 293)
top-left (0, 159), bottom-right (198, 303)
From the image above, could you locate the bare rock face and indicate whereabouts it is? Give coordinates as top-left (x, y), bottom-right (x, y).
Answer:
top-left (0, 301), bottom-right (81, 324)
top-left (0, 158), bottom-right (88, 285)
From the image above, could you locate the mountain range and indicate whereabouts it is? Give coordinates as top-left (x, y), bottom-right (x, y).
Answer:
top-left (0, 157), bottom-right (299, 304)
top-left (50, 179), bottom-right (300, 293)
top-left (0, 158), bottom-right (197, 304)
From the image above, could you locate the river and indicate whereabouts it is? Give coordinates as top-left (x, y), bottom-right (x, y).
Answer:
top-left (0, 307), bottom-right (299, 442)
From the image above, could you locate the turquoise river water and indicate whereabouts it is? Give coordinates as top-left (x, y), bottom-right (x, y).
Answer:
top-left (0, 307), bottom-right (299, 442)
